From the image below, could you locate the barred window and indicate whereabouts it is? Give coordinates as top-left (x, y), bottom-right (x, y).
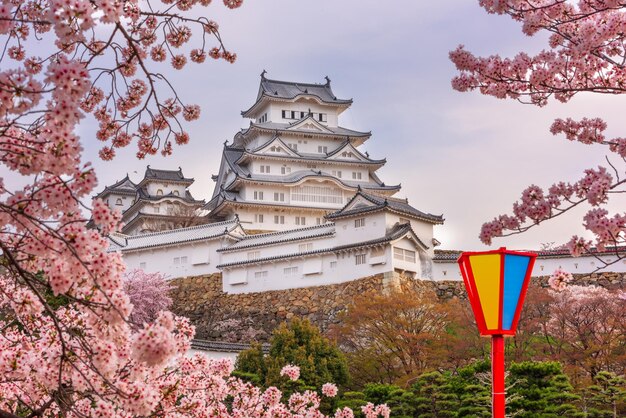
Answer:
top-left (291, 185), bottom-right (343, 204)
top-left (355, 254), bottom-right (366, 265)
top-left (393, 247), bottom-right (416, 263)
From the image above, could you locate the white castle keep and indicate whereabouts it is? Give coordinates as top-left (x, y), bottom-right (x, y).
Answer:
top-left (108, 73), bottom-right (447, 293)
top-left (107, 74), bottom-right (626, 291)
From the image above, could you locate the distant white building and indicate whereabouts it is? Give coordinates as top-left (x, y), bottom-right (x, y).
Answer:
top-left (96, 167), bottom-right (207, 236)
top-left (109, 73), bottom-right (445, 293)
top-left (432, 247), bottom-right (626, 281)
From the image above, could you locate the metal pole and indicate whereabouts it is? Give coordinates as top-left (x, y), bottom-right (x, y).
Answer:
top-left (491, 334), bottom-right (505, 418)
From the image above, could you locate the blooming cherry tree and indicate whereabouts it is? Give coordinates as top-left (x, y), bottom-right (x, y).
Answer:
top-left (123, 269), bottom-right (173, 327)
top-left (450, 1), bottom-right (626, 270)
top-left (0, 0), bottom-right (389, 416)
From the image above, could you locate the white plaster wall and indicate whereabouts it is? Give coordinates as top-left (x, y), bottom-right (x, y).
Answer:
top-left (234, 206), bottom-right (329, 232)
top-left (385, 213), bottom-right (436, 257)
top-left (145, 182), bottom-right (187, 197)
top-left (222, 246), bottom-right (392, 294)
top-left (187, 348), bottom-right (238, 362)
top-left (121, 241), bottom-right (221, 278)
top-left (432, 253), bottom-right (626, 281)
top-left (331, 213), bottom-right (387, 246)
top-left (106, 193), bottom-right (135, 212)
top-left (264, 100), bottom-right (339, 127)
top-left (390, 237), bottom-right (423, 276)
top-left (219, 233), bottom-right (336, 266)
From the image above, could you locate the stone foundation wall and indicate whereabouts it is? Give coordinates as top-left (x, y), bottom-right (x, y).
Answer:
top-left (170, 273), bottom-right (388, 342)
top-left (170, 272), bottom-right (626, 343)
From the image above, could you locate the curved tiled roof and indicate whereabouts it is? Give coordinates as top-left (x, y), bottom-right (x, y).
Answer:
top-left (218, 224), bottom-right (335, 252)
top-left (95, 175), bottom-right (137, 198)
top-left (139, 166), bottom-right (193, 185)
top-left (245, 136), bottom-right (385, 166)
top-left (242, 74), bottom-right (352, 117)
top-left (432, 246), bottom-right (626, 262)
top-left (108, 219), bottom-right (241, 252)
top-left (326, 190), bottom-right (444, 224)
top-left (218, 223), bottom-right (421, 269)
top-left (241, 121), bottom-right (370, 139)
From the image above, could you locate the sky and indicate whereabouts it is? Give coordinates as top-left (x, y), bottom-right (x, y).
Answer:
top-left (81, 0), bottom-right (625, 251)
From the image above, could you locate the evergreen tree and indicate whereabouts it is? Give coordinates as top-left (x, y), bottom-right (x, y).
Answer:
top-left (507, 361), bottom-right (583, 417)
top-left (411, 371), bottom-right (459, 417)
top-left (235, 318), bottom-right (349, 394)
top-left (582, 371), bottom-right (626, 418)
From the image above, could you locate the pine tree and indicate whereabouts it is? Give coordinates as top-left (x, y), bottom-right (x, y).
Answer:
top-left (582, 371), bottom-right (626, 418)
top-left (507, 361), bottom-right (583, 417)
top-left (235, 318), bottom-right (349, 394)
top-left (411, 371), bottom-right (459, 417)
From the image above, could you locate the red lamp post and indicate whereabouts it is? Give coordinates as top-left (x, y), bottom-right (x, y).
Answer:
top-left (457, 247), bottom-right (536, 418)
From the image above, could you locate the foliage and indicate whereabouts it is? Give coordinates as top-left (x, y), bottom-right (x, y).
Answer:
top-left (123, 269), bottom-right (173, 327)
top-left (330, 287), bottom-right (457, 387)
top-left (0, 0), bottom-right (394, 414)
top-left (450, 0), bottom-right (626, 269)
top-left (582, 371), bottom-right (626, 418)
top-left (236, 318), bottom-right (349, 396)
top-left (507, 361), bottom-right (582, 417)
top-left (411, 371), bottom-right (459, 418)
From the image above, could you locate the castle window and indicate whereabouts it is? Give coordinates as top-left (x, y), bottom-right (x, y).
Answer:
top-left (254, 271), bottom-right (268, 278)
top-left (288, 143), bottom-right (298, 151)
top-left (318, 146), bottom-right (328, 154)
top-left (330, 261), bottom-right (337, 269)
top-left (291, 111), bottom-right (296, 119)
top-left (157, 189), bottom-right (163, 196)
top-left (274, 192), bottom-right (285, 202)
top-left (173, 257), bottom-right (180, 265)
top-left (300, 111), bottom-right (306, 118)
top-left (260, 165), bottom-right (270, 173)
top-left (352, 172), bottom-right (362, 180)
top-left (295, 216), bottom-right (306, 226)
top-left (332, 170), bottom-right (342, 178)
top-left (284, 266), bottom-right (298, 275)
top-left (299, 243), bottom-right (313, 252)
top-left (319, 113), bottom-right (327, 122)
top-left (181, 256), bottom-right (188, 264)
top-left (355, 254), bottom-right (367, 265)
top-left (173, 190), bottom-right (180, 196)
top-left (254, 191), bottom-right (264, 200)
top-left (247, 251), bottom-right (260, 260)
top-left (255, 214), bottom-right (264, 223)
top-left (139, 262), bottom-right (146, 269)
top-left (115, 198), bottom-right (123, 206)
top-left (154, 206), bottom-right (160, 214)
top-left (274, 215), bottom-right (285, 224)
top-left (281, 166), bottom-right (291, 174)
top-left (292, 185), bottom-right (343, 204)
top-left (282, 110), bottom-right (287, 118)
top-left (354, 218), bottom-right (365, 228)
top-left (393, 247), bottom-right (416, 263)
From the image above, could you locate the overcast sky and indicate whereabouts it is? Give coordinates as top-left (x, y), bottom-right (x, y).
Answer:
top-left (82, 0), bottom-right (625, 250)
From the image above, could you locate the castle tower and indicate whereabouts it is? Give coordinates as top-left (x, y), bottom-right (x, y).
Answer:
top-left (207, 72), bottom-right (400, 231)
top-left (96, 167), bottom-right (207, 235)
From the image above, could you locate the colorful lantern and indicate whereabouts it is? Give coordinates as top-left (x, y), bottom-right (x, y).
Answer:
top-left (457, 247), bottom-right (536, 336)
top-left (457, 247), bottom-right (536, 418)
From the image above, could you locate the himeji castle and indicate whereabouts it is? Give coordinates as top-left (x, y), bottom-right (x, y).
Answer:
top-left (207, 71), bottom-right (400, 231)
top-left (108, 74), bottom-right (447, 293)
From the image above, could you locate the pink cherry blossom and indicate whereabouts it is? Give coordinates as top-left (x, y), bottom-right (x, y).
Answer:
top-left (322, 383), bottom-right (338, 397)
top-left (280, 364), bottom-right (301, 381)
top-left (459, 3), bottom-right (626, 266)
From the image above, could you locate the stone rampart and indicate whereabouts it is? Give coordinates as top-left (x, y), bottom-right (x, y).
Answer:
top-left (170, 272), bottom-right (626, 342)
